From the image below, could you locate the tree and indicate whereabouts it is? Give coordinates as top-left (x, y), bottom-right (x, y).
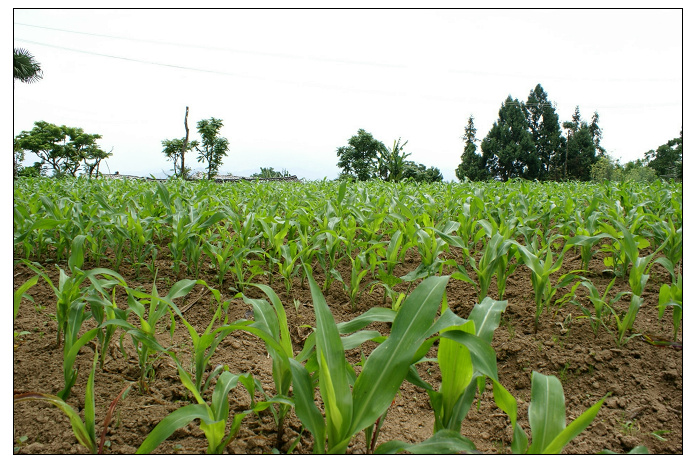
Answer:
top-left (480, 96), bottom-right (539, 181)
top-left (14, 121), bottom-right (112, 178)
top-left (402, 162), bottom-right (443, 183)
top-left (377, 138), bottom-right (411, 182)
top-left (524, 84), bottom-right (562, 180)
top-left (14, 48), bottom-right (43, 85)
top-left (644, 130), bottom-right (682, 180)
top-left (336, 129), bottom-right (386, 181)
top-left (162, 137), bottom-right (198, 178)
top-left (251, 167), bottom-right (291, 178)
top-left (194, 118), bottom-right (229, 180)
top-left (589, 111), bottom-right (606, 157)
top-left (455, 115), bottom-right (489, 181)
top-left (564, 123), bottom-right (596, 181)
top-left (590, 155), bottom-right (621, 182)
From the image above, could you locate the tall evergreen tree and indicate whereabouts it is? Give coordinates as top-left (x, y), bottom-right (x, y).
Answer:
top-left (563, 122), bottom-right (596, 181)
top-left (524, 84), bottom-right (562, 180)
top-left (455, 115), bottom-right (489, 181)
top-left (481, 96), bottom-right (539, 181)
top-left (589, 111), bottom-right (606, 157)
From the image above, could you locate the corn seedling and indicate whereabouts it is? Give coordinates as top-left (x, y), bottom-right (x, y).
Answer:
top-left (289, 268), bottom-right (452, 454)
top-left (511, 240), bottom-right (567, 331)
top-left (509, 371), bottom-right (608, 454)
top-left (658, 274), bottom-right (682, 341)
top-left (136, 367), bottom-right (267, 454)
top-left (14, 348), bottom-right (132, 454)
top-left (242, 283), bottom-right (297, 446)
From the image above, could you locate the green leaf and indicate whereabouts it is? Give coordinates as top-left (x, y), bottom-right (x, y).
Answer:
top-left (375, 429), bottom-right (477, 454)
top-left (14, 275), bottom-right (39, 320)
top-left (289, 358), bottom-right (326, 453)
top-left (136, 404), bottom-right (210, 454)
top-left (14, 392), bottom-right (95, 453)
top-left (305, 266), bottom-right (352, 451)
top-left (527, 371), bottom-right (566, 454)
top-left (543, 393), bottom-right (608, 454)
top-left (351, 276), bottom-right (449, 436)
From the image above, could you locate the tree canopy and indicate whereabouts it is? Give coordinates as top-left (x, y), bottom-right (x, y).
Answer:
top-left (336, 129), bottom-right (441, 183)
top-left (14, 121), bottom-right (112, 178)
top-left (336, 129), bottom-right (386, 181)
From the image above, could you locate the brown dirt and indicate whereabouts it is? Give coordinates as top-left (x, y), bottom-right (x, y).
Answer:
top-left (13, 246), bottom-right (682, 454)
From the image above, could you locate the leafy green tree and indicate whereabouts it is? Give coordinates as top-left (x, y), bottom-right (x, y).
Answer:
top-left (402, 162), bottom-right (443, 182)
top-left (481, 96), bottom-right (539, 181)
top-left (455, 115), bottom-right (489, 181)
top-left (525, 84), bottom-right (562, 180)
top-left (590, 156), bottom-right (621, 182)
top-left (194, 118), bottom-right (229, 180)
top-left (162, 137), bottom-right (199, 178)
top-left (377, 138), bottom-right (411, 182)
top-left (251, 167), bottom-right (291, 178)
top-left (644, 130), bottom-right (682, 180)
top-left (14, 48), bottom-right (43, 85)
top-left (336, 129), bottom-right (386, 181)
top-left (14, 121), bottom-right (111, 178)
top-left (619, 159), bottom-right (657, 182)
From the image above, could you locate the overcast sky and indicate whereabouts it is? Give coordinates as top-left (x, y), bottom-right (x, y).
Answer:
top-left (13, 7), bottom-right (682, 181)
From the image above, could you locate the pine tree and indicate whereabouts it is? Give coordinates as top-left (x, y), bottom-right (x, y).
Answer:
top-left (525, 84), bottom-right (562, 180)
top-left (455, 116), bottom-right (489, 181)
top-left (589, 111), bottom-right (606, 157)
top-left (481, 96), bottom-right (538, 181)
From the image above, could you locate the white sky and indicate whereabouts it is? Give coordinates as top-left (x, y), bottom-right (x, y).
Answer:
top-left (12, 6), bottom-right (683, 181)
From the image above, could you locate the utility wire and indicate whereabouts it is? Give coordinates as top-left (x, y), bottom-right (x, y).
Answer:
top-left (14, 21), bottom-right (406, 69)
top-left (14, 37), bottom-right (681, 111)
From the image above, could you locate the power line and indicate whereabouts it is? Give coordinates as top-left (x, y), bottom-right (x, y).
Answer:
top-left (13, 37), bottom-right (681, 112)
top-left (14, 22), bottom-right (406, 70)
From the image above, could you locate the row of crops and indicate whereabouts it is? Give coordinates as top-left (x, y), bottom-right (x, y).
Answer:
top-left (13, 177), bottom-right (682, 454)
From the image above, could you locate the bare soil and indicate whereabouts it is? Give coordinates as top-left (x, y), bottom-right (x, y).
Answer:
top-left (13, 246), bottom-right (682, 454)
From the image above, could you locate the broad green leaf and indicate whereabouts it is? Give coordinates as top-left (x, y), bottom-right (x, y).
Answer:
top-left (375, 429), bottom-right (477, 454)
top-left (543, 393), bottom-right (608, 454)
top-left (351, 276), bottom-right (449, 436)
top-left (289, 358), bottom-right (326, 453)
top-left (136, 403), bottom-right (210, 454)
top-left (527, 371), bottom-right (567, 454)
top-left (305, 267), bottom-right (352, 450)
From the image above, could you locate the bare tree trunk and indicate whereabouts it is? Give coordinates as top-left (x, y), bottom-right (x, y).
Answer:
top-left (181, 106), bottom-right (190, 178)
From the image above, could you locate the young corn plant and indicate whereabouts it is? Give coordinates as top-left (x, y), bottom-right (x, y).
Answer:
top-left (608, 292), bottom-right (644, 346)
top-left (167, 282), bottom-right (240, 395)
top-left (566, 277), bottom-right (618, 337)
top-left (242, 283), bottom-right (298, 447)
top-left (657, 274), bottom-right (682, 341)
top-left (103, 278), bottom-right (198, 390)
top-left (426, 298), bottom-right (514, 434)
top-left (289, 268), bottom-right (452, 454)
top-left (136, 367), bottom-right (263, 454)
top-left (23, 239), bottom-right (126, 399)
top-left (440, 230), bottom-right (513, 303)
top-left (14, 349), bottom-right (132, 454)
top-left (511, 240), bottom-right (567, 331)
top-left (510, 371), bottom-right (609, 454)
top-left (374, 230), bottom-right (413, 304)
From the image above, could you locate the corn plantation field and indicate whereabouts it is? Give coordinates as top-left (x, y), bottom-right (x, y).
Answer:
top-left (13, 177), bottom-right (682, 454)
